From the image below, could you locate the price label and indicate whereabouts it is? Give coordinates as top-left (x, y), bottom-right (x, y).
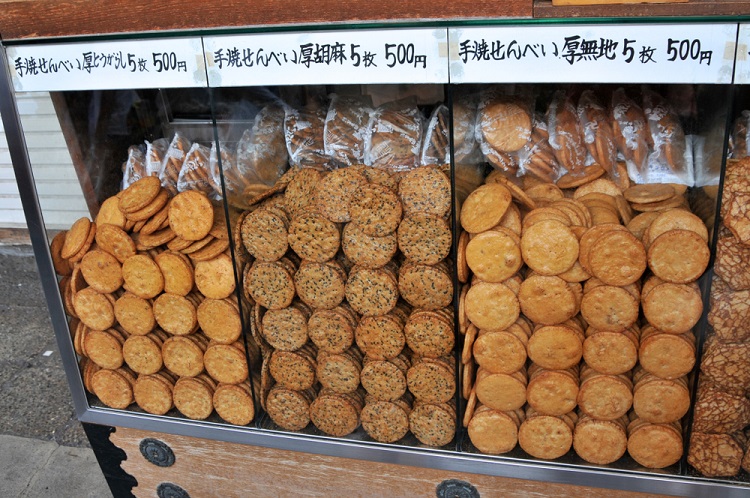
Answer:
top-left (204, 28), bottom-right (449, 86)
top-left (7, 38), bottom-right (207, 92)
top-left (734, 24), bottom-right (750, 83)
top-left (450, 24), bottom-right (737, 84)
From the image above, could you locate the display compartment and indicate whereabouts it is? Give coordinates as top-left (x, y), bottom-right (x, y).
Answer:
top-left (2, 23), bottom-right (749, 497)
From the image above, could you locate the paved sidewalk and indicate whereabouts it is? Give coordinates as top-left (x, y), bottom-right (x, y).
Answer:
top-left (0, 240), bottom-right (113, 497)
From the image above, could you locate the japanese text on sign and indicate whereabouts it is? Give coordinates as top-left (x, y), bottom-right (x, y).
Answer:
top-left (457, 36), bottom-right (712, 67)
top-left (7, 38), bottom-right (205, 91)
top-left (14, 50), bottom-right (188, 78)
top-left (212, 42), bottom-right (427, 70)
top-left (449, 24), bottom-right (736, 84)
top-left (204, 29), bottom-right (449, 86)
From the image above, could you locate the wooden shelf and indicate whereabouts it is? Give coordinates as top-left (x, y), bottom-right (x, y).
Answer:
top-left (0, 0), bottom-right (532, 41)
top-left (534, 0), bottom-right (750, 19)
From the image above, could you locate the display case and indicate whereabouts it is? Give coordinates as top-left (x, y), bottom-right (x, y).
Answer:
top-left (2, 10), bottom-right (750, 497)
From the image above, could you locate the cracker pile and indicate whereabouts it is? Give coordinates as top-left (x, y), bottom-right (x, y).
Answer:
top-left (240, 165), bottom-right (456, 446)
top-left (688, 157), bottom-right (750, 477)
top-left (52, 177), bottom-right (261, 426)
top-left (459, 172), bottom-right (708, 468)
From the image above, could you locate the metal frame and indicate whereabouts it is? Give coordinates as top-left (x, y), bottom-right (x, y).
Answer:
top-left (2, 20), bottom-right (750, 497)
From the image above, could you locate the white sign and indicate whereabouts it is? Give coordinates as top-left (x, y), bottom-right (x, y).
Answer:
top-left (7, 38), bottom-right (207, 92)
top-left (734, 24), bottom-right (750, 83)
top-left (450, 24), bottom-right (737, 84)
top-left (204, 29), bottom-right (449, 87)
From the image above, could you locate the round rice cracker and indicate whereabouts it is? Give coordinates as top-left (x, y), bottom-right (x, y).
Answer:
top-left (518, 275), bottom-right (579, 326)
top-left (169, 190), bottom-right (214, 241)
top-left (638, 333), bottom-right (695, 380)
top-left (362, 400), bottom-right (410, 443)
top-left (464, 282), bottom-right (519, 332)
top-left (114, 292), bottom-right (155, 336)
top-left (194, 253), bottom-right (235, 299)
top-left (409, 402), bottom-right (456, 447)
top-left (73, 287), bottom-right (116, 331)
top-left (626, 211), bottom-right (660, 241)
top-left (310, 391), bottom-right (361, 437)
top-left (285, 168), bottom-right (323, 218)
top-left (518, 414), bottom-right (573, 460)
top-left (154, 251), bottom-right (194, 296)
top-left (91, 368), bottom-right (134, 409)
top-left (398, 166), bottom-right (452, 217)
top-left (460, 183), bottom-right (512, 233)
top-left (578, 223), bottom-right (629, 275)
top-left (125, 188), bottom-right (169, 222)
top-left (398, 263), bottom-right (453, 311)
top-left (556, 165), bottom-right (606, 189)
top-left (521, 219), bottom-right (579, 276)
top-left (119, 176), bottom-right (162, 213)
top-left (473, 330), bottom-right (527, 374)
top-left (133, 374), bottom-right (174, 415)
top-left (246, 260), bottom-right (296, 310)
top-left (647, 229), bottom-right (709, 284)
top-left (198, 298), bottom-right (242, 345)
top-left (213, 383), bottom-right (255, 426)
top-left (526, 369), bottom-right (579, 416)
top-left (205, 343), bottom-right (249, 384)
top-left (588, 229), bottom-right (647, 286)
top-left (288, 214), bottom-right (341, 262)
top-left (632, 377), bottom-right (690, 423)
top-left (350, 183), bottom-right (403, 237)
top-left (122, 254), bottom-right (164, 299)
top-left (123, 334), bottom-right (164, 375)
top-left (314, 166), bottom-right (368, 222)
top-left (577, 375), bottom-right (632, 421)
top-left (643, 281), bottom-right (702, 334)
top-left (265, 386), bottom-right (313, 431)
top-left (50, 231), bottom-right (73, 276)
top-left (80, 249), bottom-right (123, 294)
top-left (573, 178), bottom-right (623, 200)
top-left (95, 196), bottom-right (127, 229)
top-left (627, 423), bottom-right (682, 469)
top-left (173, 376), bottom-right (214, 420)
top-left (623, 183), bottom-right (676, 204)
top-left (342, 223), bottom-right (397, 269)
top-left (580, 285), bottom-right (639, 332)
top-left (465, 229), bottom-right (522, 283)
top-left (84, 329), bottom-right (124, 369)
top-left (468, 408), bottom-right (519, 455)
top-left (61, 217), bottom-right (92, 259)
top-left (573, 418), bottom-right (627, 465)
top-left (296, 260), bottom-right (347, 310)
top-left (241, 207), bottom-right (289, 262)
top-left (646, 209), bottom-right (708, 246)
top-left (582, 331), bottom-right (638, 375)
top-left (153, 293), bottom-right (198, 336)
top-left (527, 325), bottom-right (583, 370)
top-left (397, 214), bottom-right (451, 265)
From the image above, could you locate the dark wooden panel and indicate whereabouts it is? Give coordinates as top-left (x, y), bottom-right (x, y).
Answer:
top-left (534, 0), bottom-right (750, 18)
top-left (0, 0), bottom-right (532, 41)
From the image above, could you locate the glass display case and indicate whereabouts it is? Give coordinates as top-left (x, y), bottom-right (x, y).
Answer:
top-left (2, 18), bottom-right (749, 497)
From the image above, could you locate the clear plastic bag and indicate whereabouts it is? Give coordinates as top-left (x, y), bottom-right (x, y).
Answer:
top-left (420, 104), bottom-right (449, 166)
top-left (364, 97), bottom-right (423, 172)
top-left (577, 90), bottom-right (617, 176)
top-left (452, 94), bottom-right (480, 164)
top-left (476, 88), bottom-right (533, 175)
top-left (324, 94), bottom-right (373, 167)
top-left (731, 110), bottom-right (750, 159)
top-left (145, 138), bottom-right (169, 177)
top-left (237, 104), bottom-right (289, 185)
top-left (547, 90), bottom-right (586, 175)
top-left (643, 89), bottom-right (687, 176)
top-left (284, 104), bottom-right (329, 169)
top-left (211, 142), bottom-right (239, 201)
top-left (517, 114), bottom-right (562, 183)
top-left (120, 145), bottom-right (147, 190)
top-left (159, 133), bottom-right (191, 195)
top-left (611, 87), bottom-right (649, 177)
top-left (177, 142), bottom-right (221, 200)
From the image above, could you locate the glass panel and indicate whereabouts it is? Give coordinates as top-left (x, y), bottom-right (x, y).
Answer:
top-left (210, 82), bottom-right (459, 449)
top-left (16, 83), bottom-right (266, 427)
top-left (453, 81), bottom-right (733, 478)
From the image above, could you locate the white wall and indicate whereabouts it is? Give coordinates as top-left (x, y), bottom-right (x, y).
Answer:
top-left (0, 92), bottom-right (89, 229)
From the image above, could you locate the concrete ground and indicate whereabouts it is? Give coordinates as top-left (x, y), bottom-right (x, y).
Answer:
top-left (0, 239), bottom-right (113, 497)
